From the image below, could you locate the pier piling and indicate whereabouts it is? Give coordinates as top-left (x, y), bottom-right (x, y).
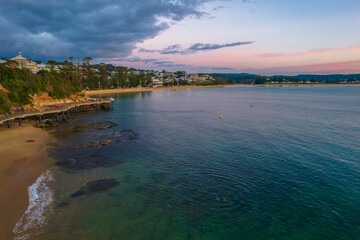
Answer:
top-left (39, 115), bottom-right (42, 124)
top-left (8, 121), bottom-right (11, 128)
top-left (56, 113), bottom-right (59, 122)
top-left (18, 118), bottom-right (21, 126)
top-left (62, 112), bottom-right (65, 121)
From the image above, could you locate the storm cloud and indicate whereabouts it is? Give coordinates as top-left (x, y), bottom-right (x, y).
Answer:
top-left (0, 0), bottom-right (214, 59)
top-left (140, 41), bottom-right (254, 55)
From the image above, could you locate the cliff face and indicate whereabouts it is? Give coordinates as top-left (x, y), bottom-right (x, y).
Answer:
top-left (27, 92), bottom-right (88, 110)
top-left (6, 92), bottom-right (88, 113)
top-left (0, 84), bottom-right (10, 93)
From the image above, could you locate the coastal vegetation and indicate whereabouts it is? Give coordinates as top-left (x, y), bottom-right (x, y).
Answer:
top-left (0, 63), bottom-right (80, 114)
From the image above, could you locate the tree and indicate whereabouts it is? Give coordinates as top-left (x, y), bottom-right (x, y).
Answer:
top-left (82, 57), bottom-right (95, 89)
top-left (115, 66), bottom-right (127, 88)
top-left (46, 60), bottom-right (57, 71)
top-left (82, 57), bottom-right (92, 66)
top-left (139, 70), bottom-right (146, 86)
top-left (128, 68), bottom-right (137, 87)
top-left (146, 73), bottom-right (152, 85)
top-left (99, 63), bottom-right (110, 89)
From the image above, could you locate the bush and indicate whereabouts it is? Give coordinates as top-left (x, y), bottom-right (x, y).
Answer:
top-left (0, 91), bottom-right (10, 114)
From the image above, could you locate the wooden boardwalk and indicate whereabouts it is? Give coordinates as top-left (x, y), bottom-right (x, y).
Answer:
top-left (0, 98), bottom-right (114, 127)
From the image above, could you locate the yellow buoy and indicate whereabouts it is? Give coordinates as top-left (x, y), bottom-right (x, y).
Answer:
top-left (220, 115), bottom-right (223, 119)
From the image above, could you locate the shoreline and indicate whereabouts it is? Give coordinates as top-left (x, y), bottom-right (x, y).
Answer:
top-left (86, 83), bottom-right (360, 96)
top-left (0, 123), bottom-right (50, 239)
top-left (86, 85), bottom-right (225, 96)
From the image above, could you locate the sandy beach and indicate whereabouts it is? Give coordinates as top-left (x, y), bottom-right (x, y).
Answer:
top-left (86, 85), bottom-right (225, 96)
top-left (0, 123), bottom-right (49, 239)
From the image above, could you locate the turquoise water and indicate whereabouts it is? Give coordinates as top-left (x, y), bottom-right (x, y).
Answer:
top-left (43, 86), bottom-right (360, 239)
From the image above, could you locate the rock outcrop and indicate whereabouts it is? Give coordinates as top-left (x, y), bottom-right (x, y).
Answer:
top-left (71, 179), bottom-right (119, 198)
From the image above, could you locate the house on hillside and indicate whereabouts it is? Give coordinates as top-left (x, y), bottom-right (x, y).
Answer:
top-left (10, 52), bottom-right (39, 74)
top-left (37, 63), bottom-right (51, 71)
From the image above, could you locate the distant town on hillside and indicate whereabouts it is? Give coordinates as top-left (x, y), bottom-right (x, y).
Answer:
top-left (1, 52), bottom-right (360, 87)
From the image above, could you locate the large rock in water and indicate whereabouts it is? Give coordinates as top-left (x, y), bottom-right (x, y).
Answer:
top-left (71, 179), bottom-right (119, 198)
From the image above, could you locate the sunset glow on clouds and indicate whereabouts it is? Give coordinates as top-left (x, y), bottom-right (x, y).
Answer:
top-left (0, 0), bottom-right (359, 75)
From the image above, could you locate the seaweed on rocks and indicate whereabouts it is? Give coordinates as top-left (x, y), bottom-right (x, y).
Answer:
top-left (71, 179), bottom-right (119, 198)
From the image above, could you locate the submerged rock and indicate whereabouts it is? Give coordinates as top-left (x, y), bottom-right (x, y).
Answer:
top-left (72, 121), bottom-right (118, 133)
top-left (78, 130), bottom-right (137, 149)
top-left (71, 179), bottom-right (119, 198)
top-left (85, 140), bottom-right (115, 148)
top-left (94, 121), bottom-right (118, 130)
top-left (55, 157), bottom-right (125, 170)
top-left (52, 121), bottom-right (136, 171)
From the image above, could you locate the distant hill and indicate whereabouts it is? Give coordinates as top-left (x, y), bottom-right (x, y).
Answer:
top-left (295, 74), bottom-right (360, 82)
top-left (209, 73), bottom-right (260, 84)
top-left (209, 73), bottom-right (360, 83)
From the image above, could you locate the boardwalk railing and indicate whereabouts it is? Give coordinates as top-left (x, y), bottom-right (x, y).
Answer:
top-left (0, 98), bottom-right (114, 126)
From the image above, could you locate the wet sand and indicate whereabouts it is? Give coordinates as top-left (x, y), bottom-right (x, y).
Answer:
top-left (0, 124), bottom-right (49, 239)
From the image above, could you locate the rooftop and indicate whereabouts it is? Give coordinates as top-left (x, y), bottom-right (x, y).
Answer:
top-left (10, 52), bottom-right (27, 61)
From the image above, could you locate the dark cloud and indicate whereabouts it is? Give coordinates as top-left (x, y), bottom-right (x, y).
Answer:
top-left (140, 41), bottom-right (254, 55)
top-left (110, 56), bottom-right (235, 72)
top-left (189, 41), bottom-right (253, 51)
top-left (212, 6), bottom-right (225, 11)
top-left (151, 60), bottom-right (236, 72)
top-left (0, 0), bottom-right (215, 59)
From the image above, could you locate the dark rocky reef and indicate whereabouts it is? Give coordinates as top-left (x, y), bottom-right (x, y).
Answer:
top-left (71, 121), bottom-right (118, 133)
top-left (85, 140), bottom-right (115, 148)
top-left (55, 157), bottom-right (126, 170)
top-left (53, 121), bottom-right (136, 171)
top-left (71, 179), bottom-right (119, 198)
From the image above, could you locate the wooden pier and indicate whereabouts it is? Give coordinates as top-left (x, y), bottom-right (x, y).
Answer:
top-left (0, 98), bottom-right (114, 128)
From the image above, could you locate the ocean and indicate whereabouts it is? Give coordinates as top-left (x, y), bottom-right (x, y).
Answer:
top-left (15, 86), bottom-right (360, 239)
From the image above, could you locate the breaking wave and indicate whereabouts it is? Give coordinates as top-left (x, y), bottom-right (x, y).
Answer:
top-left (12, 170), bottom-right (54, 240)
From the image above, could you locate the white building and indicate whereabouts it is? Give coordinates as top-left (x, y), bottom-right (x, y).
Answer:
top-left (9, 52), bottom-right (39, 74)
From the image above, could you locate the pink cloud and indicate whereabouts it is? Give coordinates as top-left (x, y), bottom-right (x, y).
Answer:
top-left (258, 46), bottom-right (360, 58)
top-left (255, 60), bottom-right (360, 75)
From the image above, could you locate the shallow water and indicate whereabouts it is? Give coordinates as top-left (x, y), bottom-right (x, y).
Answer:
top-left (36, 86), bottom-right (360, 239)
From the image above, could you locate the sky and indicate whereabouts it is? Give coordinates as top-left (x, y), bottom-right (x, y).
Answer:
top-left (0, 0), bottom-right (359, 75)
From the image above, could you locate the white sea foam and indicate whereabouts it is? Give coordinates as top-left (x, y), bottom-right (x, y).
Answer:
top-left (12, 170), bottom-right (54, 240)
